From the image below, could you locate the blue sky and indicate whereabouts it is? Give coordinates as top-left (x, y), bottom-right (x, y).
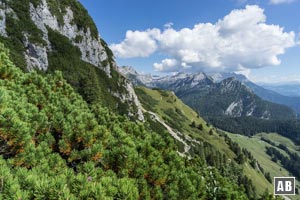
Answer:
top-left (80, 0), bottom-right (300, 84)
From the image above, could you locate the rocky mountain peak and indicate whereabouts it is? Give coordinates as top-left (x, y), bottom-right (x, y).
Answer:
top-left (118, 66), bottom-right (139, 76)
top-left (220, 77), bottom-right (239, 86)
top-left (210, 72), bottom-right (249, 83)
top-left (219, 77), bottom-right (246, 93)
top-left (192, 72), bottom-right (206, 81)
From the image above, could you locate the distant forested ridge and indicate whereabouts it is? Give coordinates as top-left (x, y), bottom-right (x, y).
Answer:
top-left (208, 117), bottom-right (300, 143)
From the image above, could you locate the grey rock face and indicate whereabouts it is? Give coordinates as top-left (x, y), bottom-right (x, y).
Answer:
top-left (124, 81), bottom-right (145, 121)
top-left (0, 2), bottom-right (16, 37)
top-left (0, 8), bottom-right (7, 37)
top-left (111, 79), bottom-right (145, 121)
top-left (24, 35), bottom-right (48, 71)
top-left (28, 0), bottom-right (111, 76)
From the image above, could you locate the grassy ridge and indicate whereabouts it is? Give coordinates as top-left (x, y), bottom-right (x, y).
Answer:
top-left (227, 132), bottom-right (300, 199)
top-left (135, 87), bottom-right (274, 196)
top-left (257, 133), bottom-right (300, 154)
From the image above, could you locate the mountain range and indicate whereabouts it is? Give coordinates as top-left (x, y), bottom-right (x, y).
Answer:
top-left (119, 66), bottom-right (297, 119)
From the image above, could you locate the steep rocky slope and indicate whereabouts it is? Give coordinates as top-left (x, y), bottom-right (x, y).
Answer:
top-left (0, 0), bottom-right (143, 120)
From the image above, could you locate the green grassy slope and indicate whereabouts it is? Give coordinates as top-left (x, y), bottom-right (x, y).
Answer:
top-left (227, 132), bottom-right (300, 199)
top-left (135, 87), bottom-right (233, 157)
top-left (135, 87), bottom-right (275, 196)
top-left (257, 133), bottom-right (300, 154)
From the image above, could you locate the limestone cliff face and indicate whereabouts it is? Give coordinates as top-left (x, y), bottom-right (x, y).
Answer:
top-left (0, 0), bottom-right (110, 73)
top-left (0, 0), bottom-right (144, 121)
top-left (0, 3), bottom-right (8, 37)
top-left (28, 0), bottom-right (111, 75)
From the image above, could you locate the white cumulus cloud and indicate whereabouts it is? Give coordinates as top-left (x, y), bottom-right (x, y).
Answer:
top-left (110, 5), bottom-right (297, 73)
top-left (153, 59), bottom-right (178, 72)
top-left (110, 29), bottom-right (160, 58)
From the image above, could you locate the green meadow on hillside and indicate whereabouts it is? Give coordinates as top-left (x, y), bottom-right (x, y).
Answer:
top-left (227, 132), bottom-right (300, 199)
top-left (135, 86), bottom-right (276, 196)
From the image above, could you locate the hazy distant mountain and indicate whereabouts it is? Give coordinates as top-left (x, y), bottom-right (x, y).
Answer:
top-left (261, 84), bottom-right (300, 97)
